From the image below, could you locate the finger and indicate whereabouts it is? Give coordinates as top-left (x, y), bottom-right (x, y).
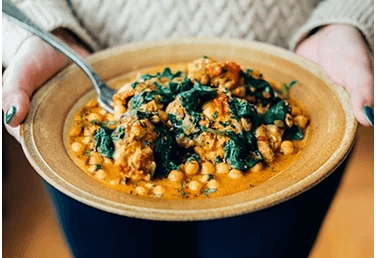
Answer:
top-left (344, 65), bottom-right (374, 126)
top-left (2, 37), bottom-right (70, 127)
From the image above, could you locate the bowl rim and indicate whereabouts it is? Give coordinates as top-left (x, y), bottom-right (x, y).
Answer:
top-left (20, 37), bottom-right (358, 221)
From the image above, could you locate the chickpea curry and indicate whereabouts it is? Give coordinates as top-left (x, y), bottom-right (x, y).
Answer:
top-left (68, 57), bottom-right (310, 199)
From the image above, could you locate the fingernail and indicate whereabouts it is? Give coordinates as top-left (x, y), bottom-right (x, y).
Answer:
top-left (363, 106), bottom-right (374, 127)
top-left (5, 106), bottom-right (16, 124)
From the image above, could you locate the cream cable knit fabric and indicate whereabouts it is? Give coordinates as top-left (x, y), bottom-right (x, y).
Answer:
top-left (2, 0), bottom-right (374, 67)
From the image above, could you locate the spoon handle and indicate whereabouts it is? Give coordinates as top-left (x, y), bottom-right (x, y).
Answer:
top-left (2, 0), bottom-right (116, 112)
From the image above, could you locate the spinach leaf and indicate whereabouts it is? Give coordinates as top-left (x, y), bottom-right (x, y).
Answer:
top-left (111, 126), bottom-right (125, 142)
top-left (140, 68), bottom-right (182, 82)
top-left (153, 123), bottom-right (179, 178)
top-left (159, 67), bottom-right (182, 80)
top-left (242, 71), bottom-right (276, 105)
top-left (228, 97), bottom-right (257, 120)
top-left (178, 83), bottom-right (217, 116)
top-left (168, 114), bottom-right (184, 137)
top-left (263, 100), bottom-right (289, 124)
top-left (129, 91), bottom-right (156, 109)
top-left (94, 126), bottom-right (115, 158)
top-left (284, 125), bottom-right (304, 141)
top-left (224, 131), bottom-right (261, 170)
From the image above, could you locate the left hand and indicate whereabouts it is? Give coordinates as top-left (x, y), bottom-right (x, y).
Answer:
top-left (295, 24), bottom-right (373, 126)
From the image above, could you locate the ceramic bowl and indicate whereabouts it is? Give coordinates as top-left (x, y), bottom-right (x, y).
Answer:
top-left (20, 38), bottom-right (357, 221)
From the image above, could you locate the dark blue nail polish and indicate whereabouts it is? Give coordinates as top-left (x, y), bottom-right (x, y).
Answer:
top-left (5, 106), bottom-right (17, 124)
top-left (363, 106), bottom-right (374, 127)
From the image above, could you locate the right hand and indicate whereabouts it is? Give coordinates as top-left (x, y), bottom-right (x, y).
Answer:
top-left (2, 29), bottom-right (90, 142)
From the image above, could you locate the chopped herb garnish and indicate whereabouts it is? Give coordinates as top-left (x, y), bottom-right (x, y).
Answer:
top-left (279, 80), bottom-right (297, 99)
top-left (131, 81), bottom-right (139, 89)
top-left (212, 111), bottom-right (218, 119)
top-left (219, 121), bottom-right (231, 127)
top-left (85, 150), bottom-right (92, 157)
top-left (203, 188), bottom-right (217, 196)
top-left (112, 126), bottom-right (125, 142)
top-left (90, 120), bottom-right (101, 125)
top-left (95, 164), bottom-right (101, 170)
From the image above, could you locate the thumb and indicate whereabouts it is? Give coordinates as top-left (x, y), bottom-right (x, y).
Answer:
top-left (3, 35), bottom-right (90, 128)
top-left (2, 36), bottom-right (70, 127)
top-left (344, 64), bottom-right (374, 126)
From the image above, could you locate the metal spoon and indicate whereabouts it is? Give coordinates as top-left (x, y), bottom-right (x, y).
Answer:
top-left (2, 0), bottom-right (116, 113)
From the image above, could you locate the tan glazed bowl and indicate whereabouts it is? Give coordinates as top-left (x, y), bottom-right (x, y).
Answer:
top-left (20, 38), bottom-right (357, 221)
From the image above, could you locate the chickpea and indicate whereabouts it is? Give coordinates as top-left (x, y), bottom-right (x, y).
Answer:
top-left (150, 115), bottom-right (160, 124)
top-left (143, 174), bottom-right (151, 181)
top-left (71, 142), bottom-right (85, 153)
top-left (135, 186), bottom-right (149, 196)
top-left (103, 157), bottom-right (113, 165)
top-left (291, 106), bottom-right (301, 116)
top-left (184, 160), bottom-right (200, 175)
top-left (285, 114), bottom-right (294, 128)
top-left (250, 162), bottom-right (263, 173)
top-left (144, 183), bottom-right (153, 189)
top-left (188, 181), bottom-right (203, 192)
top-left (168, 170), bottom-right (185, 182)
top-left (109, 178), bottom-right (121, 185)
top-left (89, 152), bottom-right (103, 165)
top-left (281, 140), bottom-right (294, 155)
top-left (70, 123), bottom-right (82, 137)
top-left (231, 86), bottom-right (246, 98)
top-left (88, 113), bottom-right (102, 122)
top-left (98, 109), bottom-right (107, 116)
top-left (228, 169), bottom-right (243, 179)
top-left (199, 175), bottom-right (210, 183)
top-left (207, 179), bottom-right (219, 189)
top-left (87, 165), bottom-right (96, 173)
top-left (262, 91), bottom-right (271, 99)
top-left (201, 162), bottom-right (215, 175)
top-left (274, 120), bottom-right (285, 128)
top-left (158, 110), bottom-right (168, 123)
top-left (81, 137), bottom-right (91, 145)
top-left (114, 105), bottom-right (126, 119)
top-left (153, 185), bottom-right (165, 195)
top-left (241, 118), bottom-right (252, 131)
top-left (95, 170), bottom-right (107, 180)
top-left (294, 115), bottom-right (309, 129)
top-left (216, 163), bottom-right (229, 174)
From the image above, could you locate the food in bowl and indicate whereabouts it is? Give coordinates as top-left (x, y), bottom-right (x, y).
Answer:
top-left (68, 57), bottom-right (310, 199)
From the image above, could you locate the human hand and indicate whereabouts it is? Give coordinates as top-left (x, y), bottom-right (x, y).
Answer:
top-left (2, 29), bottom-right (90, 142)
top-left (295, 24), bottom-right (374, 126)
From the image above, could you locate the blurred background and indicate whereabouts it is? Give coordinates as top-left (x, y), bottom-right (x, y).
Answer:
top-left (2, 124), bottom-right (373, 257)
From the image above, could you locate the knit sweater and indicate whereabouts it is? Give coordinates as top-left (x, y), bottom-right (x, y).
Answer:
top-left (2, 0), bottom-right (374, 67)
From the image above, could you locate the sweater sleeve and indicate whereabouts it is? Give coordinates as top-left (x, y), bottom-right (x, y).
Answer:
top-left (289, 0), bottom-right (374, 52)
top-left (2, 0), bottom-right (99, 67)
